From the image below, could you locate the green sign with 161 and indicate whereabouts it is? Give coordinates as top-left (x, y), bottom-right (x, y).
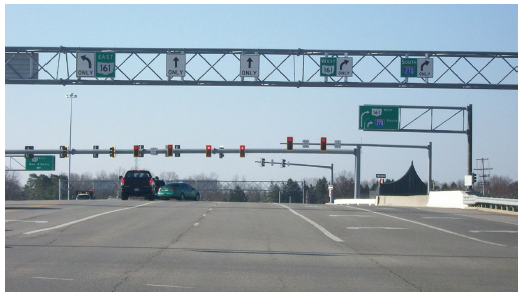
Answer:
top-left (96, 52), bottom-right (116, 78)
top-left (359, 105), bottom-right (399, 130)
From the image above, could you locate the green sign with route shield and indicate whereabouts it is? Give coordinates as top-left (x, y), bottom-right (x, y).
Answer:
top-left (359, 105), bottom-right (399, 130)
top-left (320, 57), bottom-right (336, 77)
top-left (401, 58), bottom-right (417, 77)
top-left (96, 52), bottom-right (116, 78)
top-left (25, 156), bottom-right (55, 171)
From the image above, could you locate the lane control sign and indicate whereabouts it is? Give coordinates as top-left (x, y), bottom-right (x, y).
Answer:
top-left (240, 54), bottom-right (260, 77)
top-left (76, 52), bottom-right (95, 77)
top-left (166, 53), bottom-right (186, 77)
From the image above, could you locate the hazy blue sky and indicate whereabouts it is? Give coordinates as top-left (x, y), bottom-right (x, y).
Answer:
top-left (4, 4), bottom-right (518, 187)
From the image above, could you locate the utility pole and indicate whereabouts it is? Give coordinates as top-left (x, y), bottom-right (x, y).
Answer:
top-left (474, 158), bottom-right (492, 196)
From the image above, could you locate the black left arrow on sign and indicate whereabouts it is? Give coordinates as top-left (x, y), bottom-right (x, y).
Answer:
top-left (81, 55), bottom-right (92, 68)
top-left (247, 58), bottom-right (253, 68)
top-left (421, 60), bottom-right (430, 71)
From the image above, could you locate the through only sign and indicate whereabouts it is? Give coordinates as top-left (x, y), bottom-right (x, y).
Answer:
top-left (240, 54), bottom-right (259, 77)
top-left (166, 53), bottom-right (186, 77)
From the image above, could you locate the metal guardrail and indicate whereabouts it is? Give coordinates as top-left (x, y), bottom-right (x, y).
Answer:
top-left (463, 195), bottom-right (518, 211)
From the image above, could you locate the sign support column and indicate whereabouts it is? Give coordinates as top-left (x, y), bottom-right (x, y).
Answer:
top-left (354, 146), bottom-right (361, 199)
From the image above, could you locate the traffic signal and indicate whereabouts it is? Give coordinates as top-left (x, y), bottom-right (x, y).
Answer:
top-left (175, 145), bottom-right (180, 157)
top-left (133, 145), bottom-right (140, 158)
top-left (110, 146), bottom-right (115, 158)
top-left (25, 146), bottom-right (34, 159)
top-left (60, 146), bottom-right (68, 158)
top-left (320, 137), bottom-right (327, 151)
top-left (260, 158), bottom-right (265, 167)
top-left (239, 145), bottom-right (245, 158)
top-left (473, 173), bottom-right (477, 184)
top-left (93, 145), bottom-right (99, 158)
top-left (286, 137), bottom-right (293, 151)
top-left (166, 144), bottom-right (173, 157)
top-left (206, 145), bottom-right (212, 157)
top-left (219, 146), bottom-right (224, 158)
top-left (281, 159), bottom-right (286, 168)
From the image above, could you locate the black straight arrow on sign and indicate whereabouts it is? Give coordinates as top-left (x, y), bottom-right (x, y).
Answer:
top-left (81, 55), bottom-right (92, 68)
top-left (247, 57), bottom-right (253, 68)
top-left (173, 57), bottom-right (179, 68)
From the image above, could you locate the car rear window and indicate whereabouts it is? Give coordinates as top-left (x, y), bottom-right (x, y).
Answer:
top-left (166, 183), bottom-right (181, 188)
top-left (125, 171), bottom-right (152, 178)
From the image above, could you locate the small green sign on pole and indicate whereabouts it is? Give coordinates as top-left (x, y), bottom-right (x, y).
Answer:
top-left (320, 57), bottom-right (337, 77)
top-left (96, 52), bottom-right (116, 78)
top-left (359, 105), bottom-right (399, 130)
top-left (25, 156), bottom-right (56, 171)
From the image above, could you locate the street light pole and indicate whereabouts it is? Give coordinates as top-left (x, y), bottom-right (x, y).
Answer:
top-left (66, 93), bottom-right (77, 201)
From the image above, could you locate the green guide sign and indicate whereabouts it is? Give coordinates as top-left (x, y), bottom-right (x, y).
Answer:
top-left (359, 105), bottom-right (399, 130)
top-left (25, 156), bottom-right (55, 171)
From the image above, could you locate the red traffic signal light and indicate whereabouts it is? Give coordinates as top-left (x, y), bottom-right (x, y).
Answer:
top-left (286, 137), bottom-right (293, 151)
top-left (206, 145), bottom-right (212, 157)
top-left (239, 145), bottom-right (245, 158)
top-left (166, 144), bottom-right (173, 157)
top-left (133, 145), bottom-right (139, 158)
top-left (320, 137), bottom-right (327, 151)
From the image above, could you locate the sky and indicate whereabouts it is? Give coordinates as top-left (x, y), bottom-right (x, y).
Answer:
top-left (4, 4), bottom-right (518, 189)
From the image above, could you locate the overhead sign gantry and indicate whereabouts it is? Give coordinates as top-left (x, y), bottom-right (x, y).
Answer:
top-left (5, 47), bottom-right (517, 89)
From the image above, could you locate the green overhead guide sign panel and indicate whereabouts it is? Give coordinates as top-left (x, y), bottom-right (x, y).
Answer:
top-left (25, 156), bottom-right (56, 171)
top-left (359, 105), bottom-right (399, 130)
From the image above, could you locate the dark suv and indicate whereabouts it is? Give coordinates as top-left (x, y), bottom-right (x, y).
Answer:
top-left (119, 170), bottom-right (155, 201)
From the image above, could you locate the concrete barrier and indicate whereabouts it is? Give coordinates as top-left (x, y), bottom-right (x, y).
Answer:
top-left (333, 199), bottom-right (376, 205)
top-left (427, 191), bottom-right (468, 209)
top-left (376, 195), bottom-right (429, 207)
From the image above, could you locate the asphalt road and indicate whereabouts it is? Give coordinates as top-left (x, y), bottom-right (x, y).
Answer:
top-left (5, 200), bottom-right (518, 292)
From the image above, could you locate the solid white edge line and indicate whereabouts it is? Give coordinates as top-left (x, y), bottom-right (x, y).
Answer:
top-left (33, 277), bottom-right (73, 281)
top-left (23, 202), bottom-right (155, 235)
top-left (278, 204), bottom-right (343, 242)
top-left (350, 206), bottom-right (506, 247)
top-left (147, 284), bottom-right (194, 289)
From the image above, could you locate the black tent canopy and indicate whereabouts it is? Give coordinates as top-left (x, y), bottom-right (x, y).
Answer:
top-left (379, 162), bottom-right (427, 196)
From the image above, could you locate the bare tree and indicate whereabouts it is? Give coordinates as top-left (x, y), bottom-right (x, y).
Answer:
top-left (5, 171), bottom-right (23, 200)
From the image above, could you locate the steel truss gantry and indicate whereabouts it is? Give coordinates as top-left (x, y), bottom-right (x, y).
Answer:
top-left (5, 47), bottom-right (517, 89)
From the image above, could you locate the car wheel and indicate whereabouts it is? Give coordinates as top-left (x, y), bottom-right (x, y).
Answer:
top-left (121, 193), bottom-right (128, 200)
top-left (195, 194), bottom-right (200, 201)
top-left (180, 193), bottom-right (185, 201)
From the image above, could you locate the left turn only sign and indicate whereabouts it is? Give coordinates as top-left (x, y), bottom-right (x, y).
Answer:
top-left (76, 51), bottom-right (116, 78)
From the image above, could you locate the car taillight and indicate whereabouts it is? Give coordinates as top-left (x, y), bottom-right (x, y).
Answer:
top-left (121, 178), bottom-right (125, 184)
top-left (173, 188), bottom-right (177, 191)
top-left (149, 179), bottom-right (153, 185)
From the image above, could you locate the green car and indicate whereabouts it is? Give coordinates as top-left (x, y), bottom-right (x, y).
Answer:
top-left (157, 182), bottom-right (201, 201)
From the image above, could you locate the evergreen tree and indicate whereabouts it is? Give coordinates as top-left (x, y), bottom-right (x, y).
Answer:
top-left (228, 185), bottom-right (248, 202)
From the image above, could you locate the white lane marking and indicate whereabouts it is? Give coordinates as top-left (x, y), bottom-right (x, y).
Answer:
top-left (347, 227), bottom-right (408, 230)
top-left (6, 220), bottom-right (48, 223)
top-left (415, 207), bottom-right (518, 225)
top-left (329, 215), bottom-right (372, 217)
top-left (203, 214), bottom-right (207, 217)
top-left (208, 208), bottom-right (212, 211)
top-left (422, 217), bottom-right (465, 220)
top-left (194, 222), bottom-right (199, 227)
top-left (470, 230), bottom-right (518, 233)
top-left (147, 284), bottom-right (194, 289)
top-left (277, 204), bottom-right (343, 242)
top-left (33, 277), bottom-right (73, 281)
top-left (23, 202), bottom-right (155, 235)
top-left (350, 206), bottom-right (506, 247)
